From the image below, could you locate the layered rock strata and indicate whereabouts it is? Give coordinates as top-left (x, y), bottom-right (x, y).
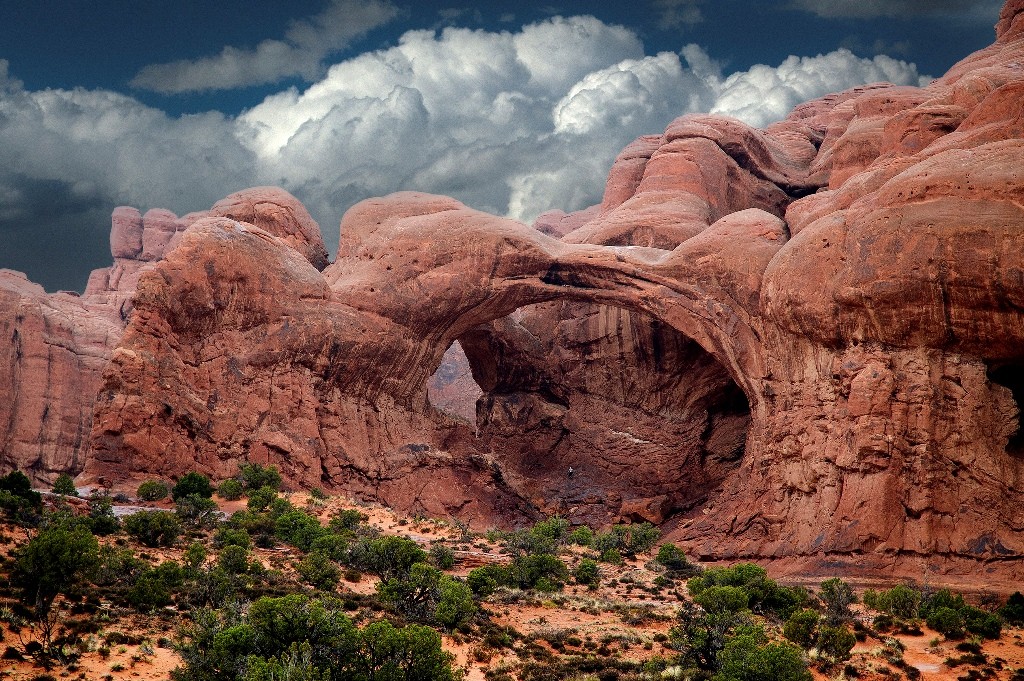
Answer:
top-left (0, 2), bottom-right (1022, 577)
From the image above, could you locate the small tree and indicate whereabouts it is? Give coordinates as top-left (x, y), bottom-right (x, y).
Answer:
top-left (124, 510), bottom-right (181, 547)
top-left (715, 627), bottom-right (812, 681)
top-left (137, 480), bottom-right (170, 501)
top-left (171, 472), bottom-right (214, 501)
top-left (51, 473), bottom-right (78, 497)
top-left (216, 479), bottom-right (244, 501)
top-left (656, 543), bottom-right (695, 575)
top-left (239, 463), bottom-right (283, 492)
top-left (297, 551), bottom-right (341, 591)
top-left (574, 558), bottom-right (601, 589)
top-left (817, 625), bottom-right (856, 665)
top-left (927, 607), bottom-right (965, 639)
top-left (819, 578), bottom-right (856, 625)
top-left (783, 609), bottom-right (820, 649)
top-left (87, 490), bottom-right (120, 535)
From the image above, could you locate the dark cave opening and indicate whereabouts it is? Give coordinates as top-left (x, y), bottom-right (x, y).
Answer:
top-left (988, 362), bottom-right (1024, 456)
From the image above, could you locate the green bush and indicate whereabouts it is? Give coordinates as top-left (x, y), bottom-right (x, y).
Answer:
top-left (508, 553), bottom-right (568, 590)
top-left (351, 535), bottom-right (427, 579)
top-left (246, 486), bottom-right (278, 512)
top-left (594, 522), bottom-right (660, 557)
top-left (429, 543), bottom-right (456, 570)
top-left (136, 480), bottom-right (169, 502)
top-left (213, 527), bottom-right (252, 549)
top-left (175, 494), bottom-right (221, 528)
top-left (51, 473), bottom-right (78, 497)
top-left (171, 472), bottom-right (214, 501)
top-left (174, 594), bottom-right (458, 681)
top-left (599, 547), bottom-right (623, 565)
top-left (328, 508), bottom-right (367, 533)
top-left (0, 470), bottom-right (42, 520)
top-left (817, 625), bottom-right (856, 664)
top-left (962, 605), bottom-right (1002, 639)
top-left (688, 563), bottom-right (806, 619)
top-left (218, 545), bottom-right (251, 575)
top-left (927, 606), bottom-right (965, 639)
top-left (714, 626), bottom-right (812, 681)
top-left (1001, 591), bottom-right (1024, 626)
top-left (783, 609), bottom-right (820, 649)
top-left (238, 463), bottom-right (282, 491)
top-left (655, 543), bottom-right (695, 574)
top-left (574, 558), bottom-right (601, 589)
top-left (567, 526), bottom-right (594, 546)
top-left (87, 490), bottom-right (121, 535)
top-left (12, 515), bottom-right (99, 615)
top-left (466, 564), bottom-right (511, 597)
top-left (126, 572), bottom-right (173, 612)
top-left (216, 479), bottom-right (244, 501)
top-left (124, 510), bottom-right (181, 548)
top-left (876, 584), bottom-right (921, 619)
top-left (275, 509), bottom-right (327, 551)
top-left (819, 578), bottom-right (856, 625)
top-left (296, 551), bottom-right (341, 591)
top-left (696, 586), bottom-right (750, 614)
top-left (309, 534), bottom-right (349, 561)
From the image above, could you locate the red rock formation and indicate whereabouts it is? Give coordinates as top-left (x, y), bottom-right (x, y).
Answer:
top-left (3, 1), bottom-right (1024, 582)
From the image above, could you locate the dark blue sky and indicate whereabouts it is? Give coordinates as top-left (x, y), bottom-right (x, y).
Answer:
top-left (0, 0), bottom-right (1006, 291)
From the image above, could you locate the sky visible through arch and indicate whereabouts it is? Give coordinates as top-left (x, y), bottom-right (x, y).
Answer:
top-left (0, 0), bottom-right (1004, 291)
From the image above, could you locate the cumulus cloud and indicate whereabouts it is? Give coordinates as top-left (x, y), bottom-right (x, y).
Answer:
top-left (130, 0), bottom-right (399, 93)
top-left (790, 0), bottom-right (1003, 20)
top-left (0, 19), bottom-right (927, 291)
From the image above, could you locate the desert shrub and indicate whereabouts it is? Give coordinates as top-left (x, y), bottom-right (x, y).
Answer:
top-left (568, 526), bottom-right (594, 546)
top-left (875, 584), bottom-right (921, 619)
top-left (124, 510), bottom-right (181, 547)
top-left (1001, 591), bottom-right (1024, 626)
top-left (275, 509), bottom-right (327, 551)
top-left (310, 534), bottom-right (349, 562)
top-left (238, 463), bottom-right (282, 492)
top-left (126, 572), bottom-right (173, 612)
top-left (136, 480), bottom-right (169, 502)
top-left (696, 586), bottom-right (750, 614)
top-left (350, 535), bottom-right (427, 579)
top-left (574, 558), bottom-right (601, 589)
top-left (429, 544), bottom-right (456, 570)
top-left (184, 542), bottom-right (208, 570)
top-left (594, 522), bottom-right (660, 557)
top-left (508, 553), bottom-right (568, 590)
top-left (213, 527), bottom-right (251, 549)
top-left (655, 543), bottom-right (696, 575)
top-left (689, 563), bottom-right (805, 619)
top-left (215, 479), bottom-right (244, 501)
top-left (171, 472), bottom-right (214, 501)
top-left (467, 565), bottom-right (511, 597)
top-left (328, 508), bottom-right (367, 533)
top-left (599, 548), bottom-right (624, 564)
top-left (817, 626), bottom-right (856, 666)
top-left (715, 626), bottom-right (811, 681)
top-left (51, 473), bottom-right (78, 497)
top-left (87, 490), bottom-right (120, 535)
top-left (378, 563), bottom-right (475, 628)
top-left (297, 551), bottom-right (341, 591)
top-left (927, 606), bottom-right (966, 639)
top-left (819, 578), bottom-right (856, 625)
top-left (0, 470), bottom-right (43, 520)
top-left (218, 545), bottom-right (251, 575)
top-left (962, 605), bottom-right (1002, 639)
top-left (12, 515), bottom-right (99, 614)
top-left (783, 609), bottom-right (820, 649)
top-left (175, 494), bottom-right (220, 528)
top-left (246, 486), bottom-right (278, 512)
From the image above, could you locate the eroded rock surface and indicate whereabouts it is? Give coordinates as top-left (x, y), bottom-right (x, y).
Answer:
top-left (3, 1), bottom-right (1024, 579)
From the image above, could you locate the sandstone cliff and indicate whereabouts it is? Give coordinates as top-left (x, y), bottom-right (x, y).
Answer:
top-left (1, 1), bottom-right (1023, 579)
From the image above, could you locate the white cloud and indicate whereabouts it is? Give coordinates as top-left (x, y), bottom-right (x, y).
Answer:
top-left (710, 49), bottom-right (926, 128)
top-left (130, 0), bottom-right (399, 93)
top-left (0, 17), bottom-right (927, 291)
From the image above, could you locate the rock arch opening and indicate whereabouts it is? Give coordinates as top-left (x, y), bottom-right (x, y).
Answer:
top-left (450, 299), bottom-right (751, 527)
top-left (426, 341), bottom-right (482, 423)
top-left (989, 361), bottom-right (1024, 456)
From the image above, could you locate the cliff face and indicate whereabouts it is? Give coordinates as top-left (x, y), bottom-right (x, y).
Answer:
top-left (2, 2), bottom-right (1024, 578)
